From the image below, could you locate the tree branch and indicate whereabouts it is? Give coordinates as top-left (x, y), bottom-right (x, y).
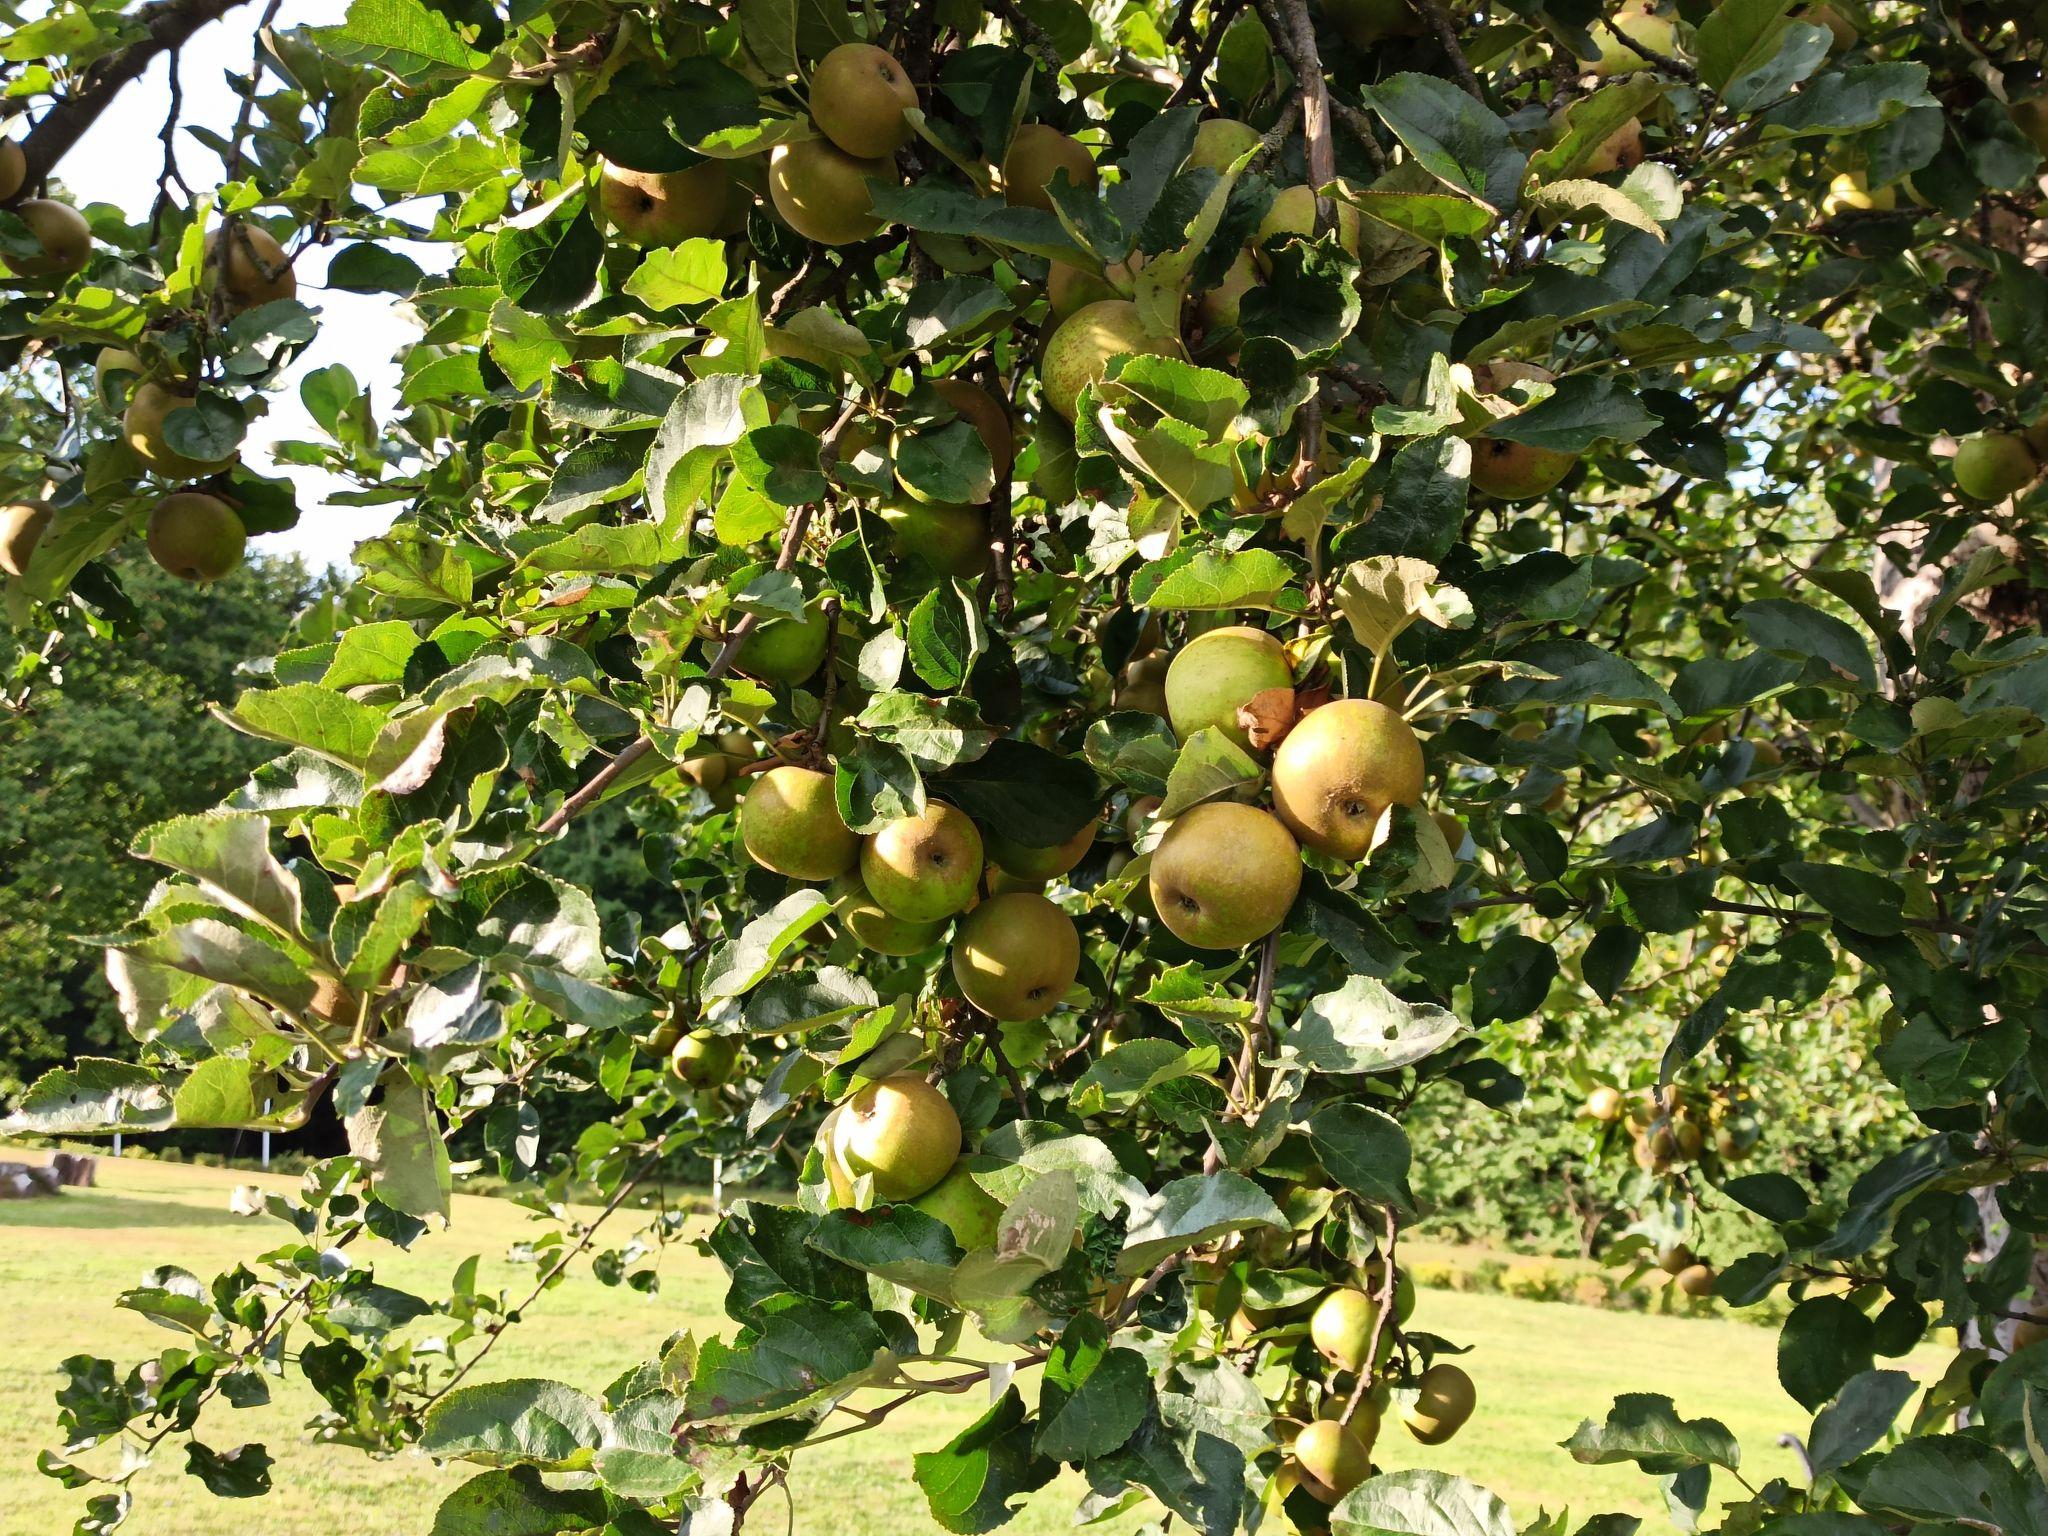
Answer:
top-left (18, 0), bottom-right (254, 189)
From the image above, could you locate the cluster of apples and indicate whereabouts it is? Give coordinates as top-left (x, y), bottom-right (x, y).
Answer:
top-left (1586, 1080), bottom-right (1764, 1299)
top-left (1219, 1253), bottom-right (1477, 1507)
top-left (0, 142), bottom-right (294, 587)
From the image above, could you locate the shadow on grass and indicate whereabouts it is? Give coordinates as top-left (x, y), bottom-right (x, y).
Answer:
top-left (0, 1190), bottom-right (244, 1231)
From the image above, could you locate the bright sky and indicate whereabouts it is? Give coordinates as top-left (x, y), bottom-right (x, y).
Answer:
top-left (65, 0), bottom-right (426, 571)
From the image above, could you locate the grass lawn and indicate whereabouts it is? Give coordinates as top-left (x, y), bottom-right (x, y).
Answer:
top-left (0, 1153), bottom-right (1935, 1533)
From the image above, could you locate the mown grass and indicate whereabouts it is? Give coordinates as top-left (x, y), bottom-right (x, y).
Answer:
top-left (0, 1153), bottom-right (1935, 1533)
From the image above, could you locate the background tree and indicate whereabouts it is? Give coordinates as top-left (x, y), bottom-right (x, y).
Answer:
top-left (3, 2), bottom-right (2048, 1535)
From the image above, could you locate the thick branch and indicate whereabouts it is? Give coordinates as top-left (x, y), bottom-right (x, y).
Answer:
top-left (18, 0), bottom-right (254, 189)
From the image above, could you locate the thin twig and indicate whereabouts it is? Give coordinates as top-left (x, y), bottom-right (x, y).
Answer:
top-left (419, 1143), bottom-right (667, 1412)
top-left (537, 394), bottom-right (862, 837)
top-left (1413, 0), bottom-right (1485, 100)
top-left (1342, 1205), bottom-right (1400, 1425)
top-left (1164, 0), bottom-right (1248, 108)
top-left (148, 46), bottom-right (191, 240)
top-left (808, 596), bottom-right (842, 769)
top-left (1595, 15), bottom-right (1699, 82)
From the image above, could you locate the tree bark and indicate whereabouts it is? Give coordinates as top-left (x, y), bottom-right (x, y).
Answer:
top-left (17, 0), bottom-right (254, 190)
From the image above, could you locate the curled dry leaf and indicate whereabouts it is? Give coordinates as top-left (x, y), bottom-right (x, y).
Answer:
top-left (1237, 687), bottom-right (1299, 751)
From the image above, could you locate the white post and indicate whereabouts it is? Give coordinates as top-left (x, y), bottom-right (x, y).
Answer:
top-left (260, 1099), bottom-right (272, 1171)
top-left (112, 1132), bottom-right (123, 1157)
top-left (712, 1154), bottom-right (723, 1215)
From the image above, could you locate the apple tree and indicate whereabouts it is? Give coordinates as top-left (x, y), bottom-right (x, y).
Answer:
top-left (6, 0), bottom-right (2048, 1532)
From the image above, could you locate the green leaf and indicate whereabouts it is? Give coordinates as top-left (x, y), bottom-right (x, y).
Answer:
top-left (1780, 861), bottom-right (1904, 935)
top-left (184, 1440), bottom-right (273, 1499)
top-left (646, 373), bottom-right (753, 535)
top-left (227, 684), bottom-right (391, 769)
top-left (622, 240), bottom-right (729, 309)
top-left (492, 207), bottom-right (600, 315)
top-left (1489, 376), bottom-right (1660, 453)
top-left (172, 1058), bottom-right (298, 1129)
top-left (1131, 547), bottom-right (1297, 611)
top-left (1358, 72), bottom-right (1522, 209)
top-left (133, 812), bottom-right (302, 937)
top-left (858, 692), bottom-right (997, 767)
top-left (1071, 1037), bottom-right (1223, 1115)
top-left (933, 739), bottom-right (1102, 846)
top-left (1691, 0), bottom-right (1795, 93)
top-left (420, 1379), bottom-right (610, 1470)
top-left (0, 1058), bottom-right (173, 1135)
top-left (1309, 1102), bottom-right (1415, 1211)
top-left (907, 581), bottom-right (986, 689)
top-left (315, 0), bottom-right (492, 82)
top-left (1756, 63), bottom-right (1935, 140)
top-left (345, 1074), bottom-right (452, 1222)
top-left (430, 1467), bottom-right (612, 1534)
top-left (807, 1206), bottom-right (962, 1300)
top-left (702, 890), bottom-right (833, 999)
top-left (1286, 975), bottom-right (1466, 1074)
top-left (685, 1299), bottom-right (894, 1424)
top-left (896, 419), bottom-right (996, 505)
top-left (1158, 726), bottom-right (1262, 819)
top-left (1036, 1315), bottom-right (1150, 1461)
top-left (1806, 1370), bottom-right (1916, 1481)
top-left (1779, 1296), bottom-right (1876, 1411)
top-left (1736, 599), bottom-right (1877, 690)
top-left (1562, 1394), bottom-right (1741, 1473)
top-left (1083, 712), bottom-right (1178, 795)
top-left (732, 424), bottom-right (827, 506)
top-left (1470, 934), bottom-right (1557, 1026)
top-left (1332, 1470), bottom-right (1515, 1536)
top-left (836, 738), bottom-right (925, 832)
top-left (912, 1386), bottom-right (1058, 1534)
top-left (1119, 1171), bottom-right (1285, 1274)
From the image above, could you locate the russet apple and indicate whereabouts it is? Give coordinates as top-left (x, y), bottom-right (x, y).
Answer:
top-left (831, 1072), bottom-right (962, 1200)
top-left (741, 764), bottom-right (859, 879)
top-left (1148, 800), bottom-right (1301, 949)
top-left (1271, 699), bottom-right (1426, 860)
top-left (809, 43), bottom-right (917, 159)
top-left (862, 801), bottom-right (984, 921)
top-left (1002, 123), bottom-right (1096, 212)
top-left (1164, 624), bottom-right (1294, 748)
top-left (951, 891), bottom-right (1080, 1021)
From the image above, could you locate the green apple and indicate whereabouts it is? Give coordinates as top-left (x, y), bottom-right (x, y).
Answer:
top-left (909, 1162), bottom-right (1003, 1248)
top-left (1002, 123), bottom-right (1096, 212)
top-left (1954, 431), bottom-right (2038, 502)
top-left (1310, 1286), bottom-right (1396, 1372)
top-left (1188, 117), bottom-right (1261, 172)
top-left (1468, 436), bottom-right (1577, 500)
top-left (1291, 1418), bottom-right (1374, 1503)
top-left (1271, 699), bottom-right (1426, 859)
top-left (1164, 624), bottom-right (1294, 748)
top-left (124, 381), bottom-right (236, 479)
top-left (0, 500), bottom-right (51, 579)
top-left (876, 498), bottom-right (990, 579)
top-left (983, 819), bottom-right (1096, 881)
top-left (741, 765), bottom-right (860, 879)
top-left (1041, 300), bottom-right (1178, 419)
top-left (951, 891), bottom-right (1081, 1021)
top-left (1402, 1363), bottom-right (1475, 1443)
top-left (9, 199), bottom-right (90, 277)
top-left (829, 872), bottom-right (948, 954)
top-left (831, 1073), bottom-right (962, 1200)
top-left (729, 600), bottom-right (831, 683)
top-left (146, 492), bottom-right (246, 583)
top-left (862, 802), bottom-right (984, 922)
top-left (669, 1030), bottom-right (740, 1087)
top-left (599, 160), bottom-right (732, 246)
top-left (1148, 801), bottom-right (1301, 949)
top-left (768, 140), bottom-right (891, 246)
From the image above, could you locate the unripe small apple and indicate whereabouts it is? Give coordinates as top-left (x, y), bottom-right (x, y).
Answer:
top-left (146, 491), bottom-right (246, 583)
top-left (1953, 431), bottom-right (2038, 503)
top-left (1586, 1085), bottom-right (1625, 1121)
top-left (669, 1029), bottom-right (740, 1087)
top-left (831, 1073), bottom-right (962, 1201)
top-left (1163, 625), bottom-right (1293, 749)
top-left (1402, 1363), bottom-right (1476, 1443)
top-left (0, 139), bottom-right (23, 202)
top-left (1002, 123), bottom-right (1096, 212)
